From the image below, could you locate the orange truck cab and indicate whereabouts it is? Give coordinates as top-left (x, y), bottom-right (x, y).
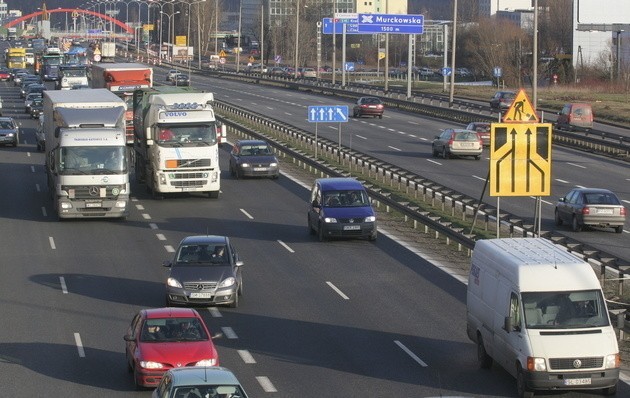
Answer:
top-left (556, 103), bottom-right (593, 131)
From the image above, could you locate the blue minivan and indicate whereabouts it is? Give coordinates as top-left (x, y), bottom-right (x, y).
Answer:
top-left (307, 177), bottom-right (377, 241)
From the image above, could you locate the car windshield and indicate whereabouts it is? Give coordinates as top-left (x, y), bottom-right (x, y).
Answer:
top-left (362, 98), bottom-right (381, 104)
top-left (323, 190), bottom-right (370, 207)
top-left (521, 290), bottom-right (609, 329)
top-left (173, 385), bottom-right (246, 397)
top-left (239, 144), bottom-right (272, 156)
top-left (141, 317), bottom-right (208, 342)
top-left (0, 121), bottom-right (15, 129)
top-left (176, 244), bottom-right (228, 264)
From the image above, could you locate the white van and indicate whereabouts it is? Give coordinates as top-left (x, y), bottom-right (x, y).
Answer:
top-left (466, 238), bottom-right (619, 397)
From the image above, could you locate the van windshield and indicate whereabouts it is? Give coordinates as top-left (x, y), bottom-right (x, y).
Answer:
top-left (521, 290), bottom-right (609, 329)
top-left (323, 190), bottom-right (370, 207)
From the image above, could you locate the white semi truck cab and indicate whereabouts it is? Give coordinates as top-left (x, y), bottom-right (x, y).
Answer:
top-left (133, 87), bottom-right (221, 198)
top-left (43, 89), bottom-right (130, 219)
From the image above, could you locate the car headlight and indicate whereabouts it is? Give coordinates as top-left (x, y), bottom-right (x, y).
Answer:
top-left (323, 217), bottom-right (338, 223)
top-left (270, 162), bottom-right (278, 167)
top-left (195, 359), bottom-right (217, 366)
top-left (139, 361), bottom-right (164, 369)
top-left (240, 162), bottom-right (250, 168)
top-left (604, 353), bottom-right (620, 369)
top-left (526, 357), bottom-right (547, 372)
top-left (219, 277), bottom-right (236, 288)
top-left (167, 277), bottom-right (182, 288)
top-left (364, 216), bottom-right (376, 222)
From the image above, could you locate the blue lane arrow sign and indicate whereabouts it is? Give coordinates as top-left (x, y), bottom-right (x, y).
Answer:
top-left (308, 105), bottom-right (349, 123)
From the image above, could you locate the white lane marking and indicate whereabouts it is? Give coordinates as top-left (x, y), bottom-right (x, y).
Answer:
top-left (131, 197), bottom-right (139, 202)
top-left (356, 135), bottom-right (367, 140)
top-left (408, 121), bottom-right (420, 125)
top-left (326, 281), bottom-right (349, 300)
top-left (142, 213), bottom-right (151, 220)
top-left (256, 376), bottom-right (277, 392)
top-left (238, 350), bottom-right (256, 364)
top-left (284, 112), bottom-right (292, 116)
top-left (36, 183), bottom-right (41, 192)
top-left (622, 200), bottom-right (630, 205)
top-left (576, 185), bottom-right (586, 189)
top-left (240, 208), bottom-right (254, 219)
top-left (327, 125), bottom-right (338, 130)
top-left (27, 152), bottom-right (31, 157)
top-left (388, 146), bottom-right (402, 151)
top-left (419, 137), bottom-right (429, 141)
top-left (528, 196), bottom-right (554, 205)
top-left (156, 233), bottom-right (166, 241)
top-left (136, 204), bottom-right (145, 210)
top-left (165, 245), bottom-right (175, 253)
top-left (222, 327), bottom-right (238, 339)
top-left (567, 162), bottom-right (587, 169)
top-left (394, 340), bottom-right (427, 367)
top-left (278, 240), bottom-right (295, 253)
top-left (208, 307), bottom-right (222, 317)
top-left (74, 333), bottom-right (86, 358)
top-left (426, 159), bottom-right (442, 165)
top-left (59, 277), bottom-right (68, 294)
top-left (30, 165), bottom-right (35, 172)
top-left (472, 175), bottom-right (486, 181)
top-left (149, 223), bottom-right (158, 230)
top-left (49, 237), bottom-right (56, 250)
top-left (555, 179), bottom-right (570, 183)
top-left (42, 207), bottom-right (47, 217)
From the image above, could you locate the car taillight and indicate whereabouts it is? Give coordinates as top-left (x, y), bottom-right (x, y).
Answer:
top-left (621, 207), bottom-right (626, 216)
top-left (582, 207), bottom-right (590, 215)
top-left (376, 104), bottom-right (383, 109)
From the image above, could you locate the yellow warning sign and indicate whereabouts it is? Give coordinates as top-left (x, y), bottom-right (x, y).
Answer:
top-left (502, 89), bottom-right (539, 123)
top-left (248, 56), bottom-right (254, 63)
top-left (219, 50), bottom-right (227, 57)
top-left (489, 123), bottom-right (552, 197)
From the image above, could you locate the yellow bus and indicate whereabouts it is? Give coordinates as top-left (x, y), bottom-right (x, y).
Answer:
top-left (7, 48), bottom-right (27, 69)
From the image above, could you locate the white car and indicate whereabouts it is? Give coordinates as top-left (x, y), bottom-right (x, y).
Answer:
top-left (166, 69), bottom-right (178, 81)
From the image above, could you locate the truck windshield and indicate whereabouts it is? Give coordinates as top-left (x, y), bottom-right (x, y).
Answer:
top-left (156, 124), bottom-right (217, 146)
top-left (59, 147), bottom-right (127, 174)
top-left (521, 290), bottom-right (609, 329)
top-left (62, 69), bottom-right (87, 77)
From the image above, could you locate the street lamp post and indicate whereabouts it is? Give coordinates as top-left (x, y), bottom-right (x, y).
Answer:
top-left (294, 0), bottom-right (300, 79)
top-left (185, 0), bottom-right (206, 77)
top-left (616, 30), bottom-right (624, 81)
top-left (160, 10), bottom-right (180, 59)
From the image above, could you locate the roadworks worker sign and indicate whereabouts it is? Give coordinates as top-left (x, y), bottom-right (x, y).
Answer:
top-left (502, 89), bottom-right (539, 123)
top-left (489, 123), bottom-right (552, 197)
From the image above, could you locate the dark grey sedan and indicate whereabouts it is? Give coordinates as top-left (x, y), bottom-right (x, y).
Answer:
top-left (164, 235), bottom-right (244, 308)
top-left (0, 117), bottom-right (19, 147)
top-left (229, 139), bottom-right (280, 179)
top-left (555, 188), bottom-right (626, 233)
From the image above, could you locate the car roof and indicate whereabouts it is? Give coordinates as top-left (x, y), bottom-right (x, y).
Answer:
top-left (317, 177), bottom-right (365, 191)
top-left (180, 235), bottom-right (229, 246)
top-left (0, 117), bottom-right (15, 122)
top-left (142, 307), bottom-right (200, 319)
top-left (237, 139), bottom-right (267, 146)
top-left (168, 366), bottom-right (242, 387)
top-left (571, 187), bottom-right (615, 194)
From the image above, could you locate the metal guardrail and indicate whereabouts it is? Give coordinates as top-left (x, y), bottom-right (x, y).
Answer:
top-left (213, 99), bottom-right (630, 296)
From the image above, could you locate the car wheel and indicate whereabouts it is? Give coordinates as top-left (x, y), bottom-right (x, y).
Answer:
top-left (516, 364), bottom-right (534, 398)
top-left (368, 230), bottom-right (377, 241)
top-left (165, 295), bottom-right (171, 307)
top-left (229, 291), bottom-right (239, 308)
top-left (133, 367), bottom-right (144, 390)
top-left (442, 148), bottom-right (449, 159)
top-left (229, 163), bottom-right (235, 176)
top-left (602, 384), bottom-right (618, 396)
top-left (571, 215), bottom-right (582, 232)
top-left (615, 225), bottom-right (623, 234)
top-left (474, 155), bottom-right (481, 160)
top-left (238, 280), bottom-right (243, 297)
top-left (477, 335), bottom-right (493, 369)
top-left (432, 145), bottom-right (438, 157)
top-left (318, 223), bottom-right (326, 242)
top-left (308, 216), bottom-right (315, 235)
top-left (378, 114), bottom-right (383, 119)
top-left (554, 210), bottom-right (563, 226)
top-left (234, 167), bottom-right (241, 180)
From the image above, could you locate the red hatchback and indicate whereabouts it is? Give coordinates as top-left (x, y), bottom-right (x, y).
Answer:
top-left (0, 68), bottom-right (10, 81)
top-left (124, 307), bottom-right (219, 389)
top-left (353, 96), bottom-right (384, 119)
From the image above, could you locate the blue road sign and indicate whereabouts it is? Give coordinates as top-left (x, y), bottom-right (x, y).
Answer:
top-left (441, 67), bottom-right (452, 76)
top-left (345, 62), bottom-right (355, 72)
top-left (357, 13), bottom-right (424, 34)
top-left (322, 18), bottom-right (359, 34)
top-left (308, 105), bottom-right (349, 123)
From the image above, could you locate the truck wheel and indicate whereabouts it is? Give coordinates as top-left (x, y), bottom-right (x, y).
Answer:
top-left (208, 191), bottom-right (219, 199)
top-left (516, 364), bottom-right (534, 398)
top-left (477, 335), bottom-right (493, 369)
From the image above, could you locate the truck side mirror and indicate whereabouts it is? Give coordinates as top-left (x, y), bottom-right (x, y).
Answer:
top-left (504, 316), bottom-right (513, 332)
top-left (54, 126), bottom-right (61, 138)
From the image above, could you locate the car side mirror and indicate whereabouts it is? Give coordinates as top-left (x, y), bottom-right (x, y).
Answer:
top-left (558, 198), bottom-right (566, 203)
top-left (123, 334), bottom-right (135, 342)
top-left (235, 260), bottom-right (244, 267)
top-left (162, 260), bottom-right (172, 268)
top-left (311, 200), bottom-right (320, 208)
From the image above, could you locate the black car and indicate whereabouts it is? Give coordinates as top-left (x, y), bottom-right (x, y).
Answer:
top-left (229, 139), bottom-right (280, 179)
top-left (172, 73), bottom-right (190, 86)
top-left (164, 235), bottom-right (244, 308)
top-left (353, 96), bottom-right (384, 118)
top-left (30, 97), bottom-right (44, 119)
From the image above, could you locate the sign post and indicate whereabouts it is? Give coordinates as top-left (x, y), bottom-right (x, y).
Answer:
top-left (308, 105), bottom-right (349, 160)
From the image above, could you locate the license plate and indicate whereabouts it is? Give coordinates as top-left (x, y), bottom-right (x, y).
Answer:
top-left (85, 202), bottom-right (102, 208)
top-left (460, 142), bottom-right (474, 147)
top-left (564, 378), bottom-right (591, 386)
top-left (253, 167), bottom-right (268, 171)
top-left (597, 209), bottom-right (613, 214)
top-left (343, 225), bottom-right (361, 230)
top-left (190, 292), bottom-right (213, 298)
top-left (368, 105), bottom-right (376, 108)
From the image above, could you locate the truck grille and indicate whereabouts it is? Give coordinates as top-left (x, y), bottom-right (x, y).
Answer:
top-left (171, 159), bottom-right (211, 168)
top-left (171, 180), bottom-right (205, 188)
top-left (64, 185), bottom-right (125, 200)
top-left (549, 357), bottom-right (604, 370)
